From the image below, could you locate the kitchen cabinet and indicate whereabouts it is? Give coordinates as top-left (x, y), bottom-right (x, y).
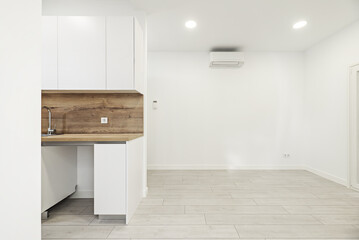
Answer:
top-left (41, 16), bottom-right (144, 93)
top-left (94, 144), bottom-right (126, 214)
top-left (41, 135), bottom-right (145, 222)
top-left (41, 146), bottom-right (77, 213)
top-left (42, 16), bottom-right (58, 90)
top-left (134, 18), bottom-right (145, 93)
top-left (94, 137), bottom-right (143, 223)
top-left (106, 17), bottom-right (144, 93)
top-left (58, 16), bottom-right (106, 90)
top-left (106, 17), bottom-right (133, 90)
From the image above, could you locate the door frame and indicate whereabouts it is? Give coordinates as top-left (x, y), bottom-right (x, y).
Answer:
top-left (348, 63), bottom-right (359, 190)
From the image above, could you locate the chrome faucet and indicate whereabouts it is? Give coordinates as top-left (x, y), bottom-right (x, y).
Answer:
top-left (42, 106), bottom-right (56, 135)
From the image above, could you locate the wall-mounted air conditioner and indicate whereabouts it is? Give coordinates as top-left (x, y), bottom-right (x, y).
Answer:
top-left (209, 52), bottom-right (244, 68)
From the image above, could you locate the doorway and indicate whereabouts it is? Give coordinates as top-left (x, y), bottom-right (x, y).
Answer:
top-left (349, 64), bottom-right (359, 190)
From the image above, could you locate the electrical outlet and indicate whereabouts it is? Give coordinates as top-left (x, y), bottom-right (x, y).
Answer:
top-left (283, 153), bottom-right (290, 158)
top-left (101, 117), bottom-right (108, 124)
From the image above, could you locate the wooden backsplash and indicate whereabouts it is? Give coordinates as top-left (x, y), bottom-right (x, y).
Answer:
top-left (41, 93), bottom-right (143, 134)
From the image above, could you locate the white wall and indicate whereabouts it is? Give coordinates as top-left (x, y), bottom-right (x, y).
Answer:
top-left (148, 52), bottom-right (304, 169)
top-left (0, 0), bottom-right (41, 239)
top-left (302, 20), bottom-right (359, 184)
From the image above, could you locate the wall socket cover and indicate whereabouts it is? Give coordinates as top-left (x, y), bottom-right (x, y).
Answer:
top-left (101, 117), bottom-right (108, 124)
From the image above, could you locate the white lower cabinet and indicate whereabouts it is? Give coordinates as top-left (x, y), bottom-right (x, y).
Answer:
top-left (41, 146), bottom-right (77, 213)
top-left (41, 137), bottom-right (144, 223)
top-left (94, 137), bottom-right (143, 223)
top-left (94, 144), bottom-right (126, 215)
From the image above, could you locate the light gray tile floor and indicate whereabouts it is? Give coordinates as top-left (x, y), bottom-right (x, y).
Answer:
top-left (42, 170), bottom-right (359, 239)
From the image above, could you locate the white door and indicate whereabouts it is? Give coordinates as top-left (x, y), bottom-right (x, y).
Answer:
top-left (349, 64), bottom-right (359, 190)
top-left (42, 16), bottom-right (58, 89)
top-left (126, 137), bottom-right (144, 224)
top-left (106, 16), bottom-right (134, 90)
top-left (94, 144), bottom-right (126, 215)
top-left (58, 16), bottom-right (106, 90)
top-left (42, 146), bottom-right (77, 213)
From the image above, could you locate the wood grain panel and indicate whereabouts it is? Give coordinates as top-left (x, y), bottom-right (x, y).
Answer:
top-left (41, 93), bottom-right (143, 134)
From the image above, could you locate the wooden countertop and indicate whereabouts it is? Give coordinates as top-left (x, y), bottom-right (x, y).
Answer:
top-left (41, 134), bottom-right (143, 142)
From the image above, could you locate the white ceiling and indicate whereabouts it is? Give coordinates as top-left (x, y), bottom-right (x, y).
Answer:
top-left (130, 0), bottom-right (359, 51)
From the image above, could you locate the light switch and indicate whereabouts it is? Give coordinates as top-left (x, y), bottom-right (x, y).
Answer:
top-left (101, 117), bottom-right (108, 124)
top-left (153, 100), bottom-right (158, 109)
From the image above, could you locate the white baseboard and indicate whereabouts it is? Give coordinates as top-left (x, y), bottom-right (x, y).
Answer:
top-left (303, 166), bottom-right (348, 187)
top-left (148, 164), bottom-right (303, 170)
top-left (68, 167), bottom-right (348, 199)
top-left (148, 164), bottom-right (349, 187)
top-left (70, 190), bottom-right (94, 199)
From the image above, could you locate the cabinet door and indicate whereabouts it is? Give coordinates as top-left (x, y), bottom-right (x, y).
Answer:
top-left (106, 16), bottom-right (134, 90)
top-left (58, 16), bottom-right (106, 90)
top-left (94, 144), bottom-right (126, 215)
top-left (134, 18), bottom-right (144, 94)
top-left (41, 146), bottom-right (77, 213)
top-left (42, 16), bottom-right (58, 89)
top-left (126, 137), bottom-right (144, 223)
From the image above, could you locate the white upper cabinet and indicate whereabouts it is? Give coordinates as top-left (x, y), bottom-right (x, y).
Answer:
top-left (106, 17), bottom-right (134, 90)
top-left (58, 16), bottom-right (106, 90)
top-left (42, 16), bottom-right (58, 90)
top-left (42, 16), bottom-right (144, 92)
top-left (134, 18), bottom-right (145, 94)
top-left (106, 16), bottom-right (144, 93)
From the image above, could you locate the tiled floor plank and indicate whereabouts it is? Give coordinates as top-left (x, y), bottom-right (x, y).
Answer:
top-left (42, 170), bottom-right (359, 239)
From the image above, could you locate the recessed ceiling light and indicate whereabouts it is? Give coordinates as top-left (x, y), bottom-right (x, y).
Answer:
top-left (293, 20), bottom-right (307, 29)
top-left (185, 20), bottom-right (197, 29)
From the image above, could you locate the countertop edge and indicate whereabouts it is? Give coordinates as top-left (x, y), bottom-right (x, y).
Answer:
top-left (41, 134), bottom-right (144, 143)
